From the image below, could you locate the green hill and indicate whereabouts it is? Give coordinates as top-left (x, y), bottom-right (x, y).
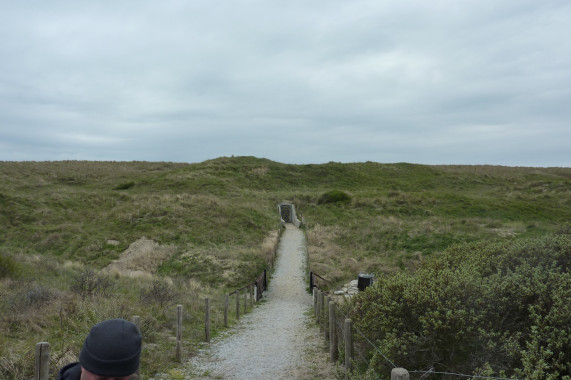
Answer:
top-left (1, 158), bottom-right (569, 378)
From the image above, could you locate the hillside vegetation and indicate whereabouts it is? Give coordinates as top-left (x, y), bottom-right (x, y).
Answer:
top-left (352, 234), bottom-right (570, 379)
top-left (0, 157), bottom-right (570, 378)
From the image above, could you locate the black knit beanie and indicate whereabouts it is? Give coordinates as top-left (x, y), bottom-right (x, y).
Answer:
top-left (79, 318), bottom-right (142, 377)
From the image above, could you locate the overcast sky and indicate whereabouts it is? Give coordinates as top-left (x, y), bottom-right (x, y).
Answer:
top-left (1, 1), bottom-right (570, 166)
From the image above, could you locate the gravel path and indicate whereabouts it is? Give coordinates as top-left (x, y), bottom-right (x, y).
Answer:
top-left (185, 224), bottom-right (336, 379)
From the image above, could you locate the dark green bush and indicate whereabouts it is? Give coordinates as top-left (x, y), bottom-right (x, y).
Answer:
top-left (318, 190), bottom-right (351, 205)
top-left (351, 235), bottom-right (571, 379)
top-left (113, 181), bottom-right (135, 190)
top-left (0, 254), bottom-right (20, 278)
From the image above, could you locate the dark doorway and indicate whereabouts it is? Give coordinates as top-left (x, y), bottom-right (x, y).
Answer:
top-left (280, 205), bottom-right (292, 222)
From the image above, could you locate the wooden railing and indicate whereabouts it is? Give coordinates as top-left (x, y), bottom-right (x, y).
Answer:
top-left (34, 266), bottom-right (271, 380)
top-left (309, 270), bottom-right (329, 290)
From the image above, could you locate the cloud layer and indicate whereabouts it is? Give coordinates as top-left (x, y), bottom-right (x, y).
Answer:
top-left (1, 1), bottom-right (570, 166)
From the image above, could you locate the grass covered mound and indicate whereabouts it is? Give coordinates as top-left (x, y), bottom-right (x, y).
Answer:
top-left (351, 234), bottom-right (571, 379)
top-left (0, 158), bottom-right (569, 377)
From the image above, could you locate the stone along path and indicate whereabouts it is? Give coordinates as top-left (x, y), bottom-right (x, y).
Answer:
top-left (185, 224), bottom-right (335, 379)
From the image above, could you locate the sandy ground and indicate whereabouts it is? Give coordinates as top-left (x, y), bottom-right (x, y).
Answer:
top-left (183, 224), bottom-right (338, 379)
top-left (103, 237), bottom-right (176, 279)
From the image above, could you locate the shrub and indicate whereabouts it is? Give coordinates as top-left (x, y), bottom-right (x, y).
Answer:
top-left (2, 283), bottom-right (58, 316)
top-left (70, 269), bottom-right (115, 300)
top-left (140, 279), bottom-right (177, 310)
top-left (351, 235), bottom-right (571, 379)
top-left (318, 190), bottom-right (351, 205)
top-left (0, 254), bottom-right (20, 279)
top-left (24, 284), bottom-right (56, 308)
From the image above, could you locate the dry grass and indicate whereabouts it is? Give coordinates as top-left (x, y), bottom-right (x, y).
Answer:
top-left (1, 159), bottom-right (569, 378)
top-left (307, 224), bottom-right (352, 287)
top-left (0, 243), bottom-right (261, 379)
top-left (261, 230), bottom-right (279, 265)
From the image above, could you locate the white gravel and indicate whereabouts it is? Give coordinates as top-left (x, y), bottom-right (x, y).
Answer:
top-left (184, 224), bottom-right (336, 379)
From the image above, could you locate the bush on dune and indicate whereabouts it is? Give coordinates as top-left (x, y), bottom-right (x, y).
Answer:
top-left (351, 234), bottom-right (571, 379)
top-left (318, 190), bottom-right (351, 205)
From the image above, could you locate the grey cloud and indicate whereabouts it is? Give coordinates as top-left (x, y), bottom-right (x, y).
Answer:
top-left (0, 1), bottom-right (570, 166)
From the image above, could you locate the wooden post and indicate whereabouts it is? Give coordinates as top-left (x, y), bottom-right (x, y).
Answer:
top-left (315, 289), bottom-right (320, 322)
top-left (316, 289), bottom-right (322, 326)
top-left (236, 291), bottom-right (240, 320)
top-left (312, 287), bottom-right (317, 318)
top-left (324, 296), bottom-right (330, 340)
top-left (391, 368), bottom-right (410, 380)
top-left (344, 318), bottom-right (353, 374)
top-left (132, 316), bottom-right (141, 378)
top-left (176, 304), bottom-right (183, 361)
top-left (244, 288), bottom-right (248, 314)
top-left (34, 342), bottom-right (50, 380)
top-left (263, 269), bottom-right (267, 290)
top-left (205, 298), bottom-right (210, 343)
top-left (310, 271), bottom-right (314, 290)
top-left (224, 293), bottom-right (229, 327)
top-left (329, 301), bottom-right (338, 362)
top-left (320, 291), bottom-right (325, 331)
top-left (250, 284), bottom-right (254, 306)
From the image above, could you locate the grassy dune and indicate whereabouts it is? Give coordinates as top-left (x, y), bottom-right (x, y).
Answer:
top-left (301, 163), bottom-right (570, 288)
top-left (1, 157), bottom-right (569, 378)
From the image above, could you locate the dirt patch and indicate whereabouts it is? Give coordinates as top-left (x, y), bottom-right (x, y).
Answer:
top-left (103, 237), bottom-right (176, 278)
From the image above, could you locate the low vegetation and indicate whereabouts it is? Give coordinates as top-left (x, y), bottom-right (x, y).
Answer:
top-left (352, 234), bottom-right (570, 379)
top-left (0, 159), bottom-right (281, 378)
top-left (1, 158), bottom-right (570, 378)
top-left (317, 190), bottom-right (352, 205)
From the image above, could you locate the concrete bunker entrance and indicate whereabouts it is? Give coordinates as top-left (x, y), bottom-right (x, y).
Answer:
top-left (278, 203), bottom-right (302, 227)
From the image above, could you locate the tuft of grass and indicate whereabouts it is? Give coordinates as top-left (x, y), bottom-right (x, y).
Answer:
top-left (317, 190), bottom-right (352, 205)
top-left (0, 253), bottom-right (20, 278)
top-left (113, 181), bottom-right (135, 190)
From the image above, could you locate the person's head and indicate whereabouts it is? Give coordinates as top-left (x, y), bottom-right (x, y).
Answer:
top-left (79, 318), bottom-right (142, 380)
